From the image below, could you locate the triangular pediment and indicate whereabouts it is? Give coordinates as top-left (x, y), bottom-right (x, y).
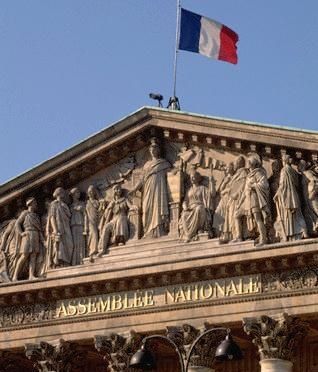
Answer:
top-left (1, 106), bottom-right (318, 219)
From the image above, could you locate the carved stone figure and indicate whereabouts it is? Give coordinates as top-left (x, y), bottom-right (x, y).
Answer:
top-left (98, 184), bottom-right (137, 255)
top-left (234, 153), bottom-right (270, 246)
top-left (179, 170), bottom-right (213, 242)
top-left (213, 162), bottom-right (235, 240)
top-left (130, 138), bottom-right (171, 238)
top-left (222, 156), bottom-right (249, 242)
top-left (84, 185), bottom-right (101, 262)
top-left (274, 155), bottom-right (308, 241)
top-left (10, 198), bottom-right (44, 281)
top-left (298, 161), bottom-right (318, 235)
top-left (46, 187), bottom-right (74, 269)
top-left (70, 187), bottom-right (86, 265)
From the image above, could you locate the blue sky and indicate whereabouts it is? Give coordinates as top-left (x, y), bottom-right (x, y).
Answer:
top-left (1, 1), bottom-right (318, 184)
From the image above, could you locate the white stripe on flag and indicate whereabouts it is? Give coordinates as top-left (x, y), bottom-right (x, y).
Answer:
top-left (199, 17), bottom-right (222, 59)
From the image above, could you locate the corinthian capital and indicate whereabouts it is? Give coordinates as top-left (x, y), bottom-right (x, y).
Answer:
top-left (94, 330), bottom-right (143, 371)
top-left (243, 313), bottom-right (308, 361)
top-left (25, 339), bottom-right (86, 372)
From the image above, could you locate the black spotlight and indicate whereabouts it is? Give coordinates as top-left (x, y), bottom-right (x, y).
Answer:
top-left (149, 93), bottom-right (164, 107)
top-left (215, 332), bottom-right (243, 362)
top-left (129, 343), bottom-right (156, 370)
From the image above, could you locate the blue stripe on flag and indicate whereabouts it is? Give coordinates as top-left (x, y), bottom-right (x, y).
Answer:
top-left (179, 8), bottom-right (201, 53)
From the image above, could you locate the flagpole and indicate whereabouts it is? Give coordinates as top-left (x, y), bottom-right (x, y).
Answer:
top-left (168, 0), bottom-right (181, 110)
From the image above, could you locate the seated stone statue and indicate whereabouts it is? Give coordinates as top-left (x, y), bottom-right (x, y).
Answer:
top-left (98, 184), bottom-right (138, 256)
top-left (179, 170), bottom-right (213, 242)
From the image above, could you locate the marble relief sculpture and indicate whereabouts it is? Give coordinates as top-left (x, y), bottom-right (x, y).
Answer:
top-left (235, 153), bottom-right (270, 246)
top-left (84, 185), bottom-right (102, 262)
top-left (98, 184), bottom-right (138, 256)
top-left (179, 170), bottom-right (214, 242)
top-left (298, 161), bottom-right (318, 235)
top-left (212, 162), bottom-right (235, 240)
top-left (129, 138), bottom-right (171, 238)
top-left (274, 155), bottom-right (308, 241)
top-left (46, 187), bottom-right (74, 268)
top-left (70, 187), bottom-right (86, 265)
top-left (5, 137), bottom-right (318, 282)
top-left (12, 197), bottom-right (45, 281)
top-left (222, 155), bottom-right (249, 243)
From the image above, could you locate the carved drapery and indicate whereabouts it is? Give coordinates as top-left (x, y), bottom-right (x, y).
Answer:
top-left (2, 134), bottom-right (318, 282)
top-left (242, 313), bottom-right (309, 362)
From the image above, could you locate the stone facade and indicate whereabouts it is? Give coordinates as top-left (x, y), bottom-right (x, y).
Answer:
top-left (0, 107), bottom-right (318, 370)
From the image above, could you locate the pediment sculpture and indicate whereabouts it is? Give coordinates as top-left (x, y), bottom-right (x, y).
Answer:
top-left (1, 134), bottom-right (318, 282)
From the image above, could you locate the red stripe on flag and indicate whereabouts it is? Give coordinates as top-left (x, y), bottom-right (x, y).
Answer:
top-left (219, 25), bottom-right (239, 64)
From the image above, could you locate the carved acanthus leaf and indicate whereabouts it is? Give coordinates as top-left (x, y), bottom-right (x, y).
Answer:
top-left (94, 330), bottom-right (142, 371)
top-left (243, 313), bottom-right (309, 361)
top-left (25, 339), bottom-right (86, 372)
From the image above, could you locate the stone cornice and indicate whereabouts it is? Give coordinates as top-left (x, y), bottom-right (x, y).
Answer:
top-left (0, 238), bottom-right (317, 307)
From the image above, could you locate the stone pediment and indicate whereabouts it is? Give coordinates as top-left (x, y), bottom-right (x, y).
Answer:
top-left (1, 106), bottom-right (318, 285)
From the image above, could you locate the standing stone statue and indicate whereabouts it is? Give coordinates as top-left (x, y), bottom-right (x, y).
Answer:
top-left (298, 161), bottom-right (318, 236)
top-left (129, 138), bottom-right (171, 238)
top-left (46, 187), bottom-right (74, 268)
top-left (98, 184), bottom-right (138, 255)
top-left (238, 153), bottom-right (270, 246)
top-left (179, 170), bottom-right (214, 242)
top-left (12, 197), bottom-right (44, 281)
top-left (70, 187), bottom-right (86, 265)
top-left (274, 154), bottom-right (308, 241)
top-left (84, 185), bottom-right (101, 262)
top-left (222, 156), bottom-right (249, 242)
top-left (213, 162), bottom-right (235, 240)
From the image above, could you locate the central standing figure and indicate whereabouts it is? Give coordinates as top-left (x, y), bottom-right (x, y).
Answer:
top-left (130, 138), bottom-right (171, 238)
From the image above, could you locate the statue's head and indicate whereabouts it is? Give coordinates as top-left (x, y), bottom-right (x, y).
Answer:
top-left (189, 170), bottom-right (202, 185)
top-left (282, 154), bottom-right (291, 166)
top-left (113, 184), bottom-right (123, 198)
top-left (70, 187), bottom-right (81, 201)
top-left (235, 155), bottom-right (245, 171)
top-left (53, 187), bottom-right (65, 200)
top-left (26, 197), bottom-right (37, 211)
top-left (149, 138), bottom-right (161, 158)
top-left (87, 185), bottom-right (97, 199)
top-left (247, 153), bottom-right (262, 170)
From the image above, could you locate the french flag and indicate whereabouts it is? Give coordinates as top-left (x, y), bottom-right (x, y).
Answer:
top-left (179, 8), bottom-right (239, 65)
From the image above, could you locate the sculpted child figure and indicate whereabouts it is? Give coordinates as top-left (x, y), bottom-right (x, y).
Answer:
top-left (98, 184), bottom-right (137, 256)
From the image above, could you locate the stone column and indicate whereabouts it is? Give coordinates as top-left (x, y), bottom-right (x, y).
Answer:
top-left (243, 313), bottom-right (308, 372)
